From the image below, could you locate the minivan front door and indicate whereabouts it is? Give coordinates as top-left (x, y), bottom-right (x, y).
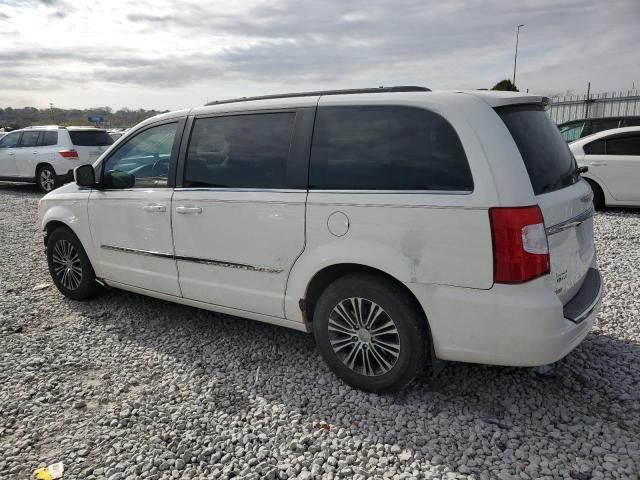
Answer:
top-left (172, 110), bottom-right (313, 317)
top-left (88, 120), bottom-right (184, 296)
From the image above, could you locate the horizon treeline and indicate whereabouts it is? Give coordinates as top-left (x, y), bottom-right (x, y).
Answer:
top-left (0, 106), bottom-right (170, 130)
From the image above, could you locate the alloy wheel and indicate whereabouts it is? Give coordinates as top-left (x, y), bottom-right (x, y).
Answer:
top-left (328, 297), bottom-right (401, 376)
top-left (52, 239), bottom-right (82, 290)
top-left (40, 169), bottom-right (55, 192)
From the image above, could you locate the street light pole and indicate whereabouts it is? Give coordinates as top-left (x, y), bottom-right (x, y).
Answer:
top-left (512, 24), bottom-right (524, 89)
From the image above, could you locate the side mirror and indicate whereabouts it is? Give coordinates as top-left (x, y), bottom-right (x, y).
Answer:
top-left (74, 164), bottom-right (95, 187)
top-left (103, 170), bottom-right (135, 189)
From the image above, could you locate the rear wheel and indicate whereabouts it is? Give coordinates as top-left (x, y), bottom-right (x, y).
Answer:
top-left (312, 274), bottom-right (429, 393)
top-left (46, 227), bottom-right (101, 300)
top-left (37, 165), bottom-right (59, 193)
top-left (586, 179), bottom-right (604, 210)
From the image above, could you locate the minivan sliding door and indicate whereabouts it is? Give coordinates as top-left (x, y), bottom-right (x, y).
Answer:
top-left (172, 108), bottom-right (314, 318)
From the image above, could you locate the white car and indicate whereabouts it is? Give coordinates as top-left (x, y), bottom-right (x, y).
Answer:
top-left (569, 126), bottom-right (640, 208)
top-left (38, 87), bottom-right (603, 392)
top-left (0, 126), bottom-right (113, 192)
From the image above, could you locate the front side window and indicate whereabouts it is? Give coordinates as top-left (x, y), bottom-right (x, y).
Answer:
top-left (0, 132), bottom-right (21, 148)
top-left (606, 134), bottom-right (640, 156)
top-left (309, 106), bottom-right (473, 191)
top-left (103, 122), bottom-right (178, 188)
top-left (19, 131), bottom-right (40, 148)
top-left (184, 113), bottom-right (296, 188)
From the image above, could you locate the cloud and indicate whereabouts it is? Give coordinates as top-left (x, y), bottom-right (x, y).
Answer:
top-left (0, 0), bottom-right (638, 109)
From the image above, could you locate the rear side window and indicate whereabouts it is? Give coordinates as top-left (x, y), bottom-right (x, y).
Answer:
top-left (497, 105), bottom-right (578, 195)
top-left (309, 106), bottom-right (473, 191)
top-left (20, 131), bottom-right (40, 147)
top-left (184, 113), bottom-right (296, 189)
top-left (38, 131), bottom-right (58, 146)
top-left (606, 134), bottom-right (640, 156)
top-left (584, 139), bottom-right (605, 155)
top-left (69, 130), bottom-right (114, 146)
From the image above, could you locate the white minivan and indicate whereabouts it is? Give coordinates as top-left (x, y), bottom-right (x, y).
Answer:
top-left (38, 87), bottom-right (603, 392)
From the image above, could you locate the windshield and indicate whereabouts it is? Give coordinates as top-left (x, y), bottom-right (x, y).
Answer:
top-left (497, 105), bottom-right (579, 195)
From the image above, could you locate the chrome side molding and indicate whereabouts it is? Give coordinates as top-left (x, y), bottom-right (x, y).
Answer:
top-left (100, 245), bottom-right (283, 274)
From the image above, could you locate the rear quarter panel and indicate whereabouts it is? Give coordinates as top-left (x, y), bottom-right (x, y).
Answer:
top-left (284, 93), bottom-right (516, 323)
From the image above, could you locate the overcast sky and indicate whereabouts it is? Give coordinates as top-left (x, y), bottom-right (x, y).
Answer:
top-left (0, 0), bottom-right (638, 110)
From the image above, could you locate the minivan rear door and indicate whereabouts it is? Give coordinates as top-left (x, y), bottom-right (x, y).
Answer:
top-left (497, 105), bottom-right (595, 303)
top-left (68, 129), bottom-right (114, 163)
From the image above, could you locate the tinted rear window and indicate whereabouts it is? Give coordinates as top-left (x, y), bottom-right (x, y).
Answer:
top-left (69, 130), bottom-right (114, 146)
top-left (497, 105), bottom-right (578, 195)
top-left (309, 106), bottom-right (473, 191)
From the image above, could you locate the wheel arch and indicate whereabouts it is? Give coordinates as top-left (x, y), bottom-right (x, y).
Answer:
top-left (35, 162), bottom-right (55, 177)
top-left (41, 206), bottom-right (101, 277)
top-left (301, 263), bottom-right (430, 335)
top-left (299, 262), bottom-right (442, 371)
top-left (582, 175), bottom-right (610, 206)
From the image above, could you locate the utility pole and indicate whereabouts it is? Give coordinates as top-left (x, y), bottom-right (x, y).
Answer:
top-left (512, 24), bottom-right (524, 89)
top-left (49, 103), bottom-right (54, 123)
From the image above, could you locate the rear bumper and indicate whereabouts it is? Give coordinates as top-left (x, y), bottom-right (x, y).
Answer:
top-left (407, 269), bottom-right (604, 367)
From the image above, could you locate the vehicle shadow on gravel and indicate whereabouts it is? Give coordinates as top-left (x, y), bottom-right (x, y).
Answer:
top-left (0, 182), bottom-right (42, 194)
top-left (63, 287), bottom-right (639, 454)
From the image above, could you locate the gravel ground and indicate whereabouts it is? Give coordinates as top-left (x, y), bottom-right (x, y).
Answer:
top-left (0, 182), bottom-right (638, 480)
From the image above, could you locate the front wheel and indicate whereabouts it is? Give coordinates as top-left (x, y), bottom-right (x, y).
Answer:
top-left (37, 165), bottom-right (59, 193)
top-left (312, 274), bottom-right (429, 393)
top-left (46, 227), bottom-right (101, 300)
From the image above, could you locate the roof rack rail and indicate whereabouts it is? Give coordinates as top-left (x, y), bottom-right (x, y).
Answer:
top-left (23, 125), bottom-right (62, 129)
top-left (205, 86), bottom-right (431, 106)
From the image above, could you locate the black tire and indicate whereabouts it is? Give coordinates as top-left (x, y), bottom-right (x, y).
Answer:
top-left (312, 273), bottom-right (429, 393)
top-left (37, 165), bottom-right (59, 193)
top-left (586, 179), bottom-right (605, 210)
top-left (46, 227), bottom-right (101, 300)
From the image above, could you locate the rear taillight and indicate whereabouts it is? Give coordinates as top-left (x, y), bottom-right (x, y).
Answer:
top-left (59, 149), bottom-right (79, 159)
top-left (489, 206), bottom-right (550, 284)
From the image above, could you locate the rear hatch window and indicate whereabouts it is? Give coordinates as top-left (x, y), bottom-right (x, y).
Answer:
top-left (69, 130), bottom-right (114, 146)
top-left (496, 105), bottom-right (579, 195)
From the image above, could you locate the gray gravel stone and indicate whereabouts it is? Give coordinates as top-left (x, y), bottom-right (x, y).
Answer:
top-left (0, 185), bottom-right (639, 479)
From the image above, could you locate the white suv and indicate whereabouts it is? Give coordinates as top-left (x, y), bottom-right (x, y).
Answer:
top-left (38, 87), bottom-right (603, 392)
top-left (0, 126), bottom-right (113, 192)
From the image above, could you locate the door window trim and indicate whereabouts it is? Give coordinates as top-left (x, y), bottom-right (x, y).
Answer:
top-left (97, 117), bottom-right (187, 190)
top-left (175, 107), bottom-right (315, 190)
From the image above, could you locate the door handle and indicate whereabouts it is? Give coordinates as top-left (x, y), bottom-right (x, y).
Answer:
top-left (589, 161), bottom-right (607, 167)
top-left (176, 205), bottom-right (202, 214)
top-left (143, 204), bottom-right (167, 213)
top-left (32, 151), bottom-right (39, 155)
